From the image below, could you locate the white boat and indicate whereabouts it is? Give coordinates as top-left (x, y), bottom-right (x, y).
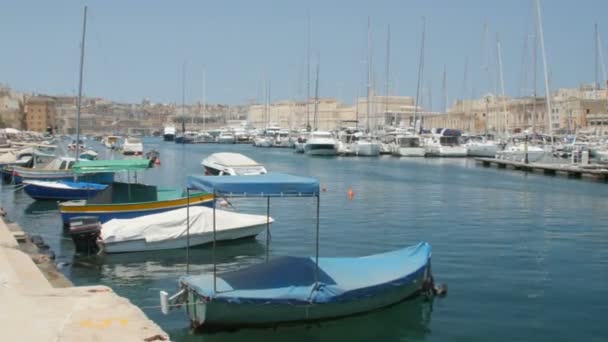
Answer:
top-left (217, 131), bottom-right (236, 144)
top-left (273, 130), bottom-right (294, 148)
top-left (425, 136), bottom-right (467, 157)
top-left (294, 134), bottom-right (307, 153)
top-left (253, 136), bottom-right (273, 147)
top-left (121, 137), bottom-right (143, 155)
top-left (392, 135), bottom-right (426, 157)
top-left (351, 136), bottom-right (380, 156)
top-left (304, 131), bottom-right (338, 156)
top-left (496, 143), bottom-right (545, 162)
top-left (103, 135), bottom-right (120, 149)
top-left (465, 136), bottom-right (498, 158)
top-left (163, 126), bottom-right (176, 141)
top-left (97, 206), bottom-right (273, 253)
top-left (202, 152), bottom-right (267, 176)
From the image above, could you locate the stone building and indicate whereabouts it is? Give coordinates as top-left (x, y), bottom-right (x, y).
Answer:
top-left (25, 96), bottom-right (56, 133)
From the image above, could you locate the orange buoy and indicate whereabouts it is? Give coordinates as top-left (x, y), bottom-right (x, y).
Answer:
top-left (154, 158), bottom-right (161, 165)
top-left (347, 187), bottom-right (354, 200)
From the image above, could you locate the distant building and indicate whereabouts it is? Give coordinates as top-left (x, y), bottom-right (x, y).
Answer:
top-left (25, 96), bottom-right (56, 133)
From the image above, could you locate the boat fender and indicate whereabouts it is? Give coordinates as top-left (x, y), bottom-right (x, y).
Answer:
top-left (155, 158), bottom-right (161, 165)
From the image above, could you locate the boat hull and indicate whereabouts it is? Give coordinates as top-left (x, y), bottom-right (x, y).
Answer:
top-left (59, 193), bottom-right (214, 225)
top-left (467, 144), bottom-right (498, 158)
top-left (426, 146), bottom-right (467, 157)
top-left (352, 143), bottom-right (380, 156)
top-left (305, 144), bottom-right (337, 156)
top-left (23, 182), bottom-right (106, 201)
top-left (103, 223), bottom-right (266, 253)
top-left (393, 147), bottom-right (426, 157)
top-left (10, 168), bottom-right (113, 184)
top-left (163, 134), bottom-right (175, 142)
top-left (183, 261), bottom-right (429, 328)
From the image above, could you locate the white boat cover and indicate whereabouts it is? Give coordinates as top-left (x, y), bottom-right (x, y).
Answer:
top-left (101, 206), bottom-right (273, 243)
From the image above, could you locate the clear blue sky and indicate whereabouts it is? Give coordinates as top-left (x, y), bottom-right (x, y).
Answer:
top-left (1, 0), bottom-right (607, 109)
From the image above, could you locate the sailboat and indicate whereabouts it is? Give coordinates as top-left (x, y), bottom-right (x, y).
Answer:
top-left (351, 17), bottom-right (381, 157)
top-left (304, 59), bottom-right (338, 156)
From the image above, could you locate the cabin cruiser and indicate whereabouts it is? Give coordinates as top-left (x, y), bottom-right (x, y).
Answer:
top-left (464, 135), bottom-right (498, 158)
top-left (351, 134), bottom-right (381, 156)
top-left (163, 126), bottom-right (176, 141)
top-left (202, 152), bottom-right (267, 176)
top-left (425, 136), bottom-right (467, 157)
top-left (218, 131), bottom-right (236, 144)
top-left (273, 130), bottom-right (294, 148)
top-left (121, 137), bottom-right (143, 155)
top-left (391, 135), bottom-right (426, 157)
top-left (304, 131), bottom-right (338, 156)
top-left (195, 132), bottom-right (215, 143)
top-left (253, 135), bottom-right (273, 147)
top-left (103, 135), bottom-right (120, 149)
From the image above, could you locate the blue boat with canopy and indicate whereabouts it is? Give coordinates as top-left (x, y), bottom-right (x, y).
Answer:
top-left (160, 173), bottom-right (442, 329)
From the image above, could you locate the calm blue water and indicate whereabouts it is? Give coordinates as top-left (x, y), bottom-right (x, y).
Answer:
top-left (1, 137), bottom-right (607, 341)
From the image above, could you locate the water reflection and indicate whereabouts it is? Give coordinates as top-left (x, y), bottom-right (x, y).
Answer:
top-left (69, 239), bottom-right (267, 285)
top-left (24, 199), bottom-right (58, 214)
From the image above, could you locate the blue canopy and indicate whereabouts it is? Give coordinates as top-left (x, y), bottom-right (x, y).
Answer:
top-left (186, 173), bottom-right (319, 197)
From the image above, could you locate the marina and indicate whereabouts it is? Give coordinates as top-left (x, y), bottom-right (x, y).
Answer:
top-left (2, 1), bottom-right (608, 340)
top-left (1, 137), bottom-right (607, 341)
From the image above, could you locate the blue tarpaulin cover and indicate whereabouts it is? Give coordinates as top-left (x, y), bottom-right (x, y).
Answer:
top-left (180, 242), bottom-right (431, 304)
top-left (186, 173), bottom-right (319, 196)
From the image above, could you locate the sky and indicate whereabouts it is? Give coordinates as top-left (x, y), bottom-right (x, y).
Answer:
top-left (1, 0), bottom-right (608, 109)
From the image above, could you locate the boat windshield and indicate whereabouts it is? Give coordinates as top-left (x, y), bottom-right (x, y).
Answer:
top-left (439, 136), bottom-right (459, 146)
top-left (399, 137), bottom-right (420, 147)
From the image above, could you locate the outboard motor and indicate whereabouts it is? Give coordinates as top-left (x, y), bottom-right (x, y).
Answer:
top-left (69, 216), bottom-right (101, 255)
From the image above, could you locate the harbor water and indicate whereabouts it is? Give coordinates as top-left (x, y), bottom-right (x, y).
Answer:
top-left (1, 137), bottom-right (607, 341)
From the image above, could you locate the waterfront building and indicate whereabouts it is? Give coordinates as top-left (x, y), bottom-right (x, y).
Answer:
top-left (25, 96), bottom-right (56, 133)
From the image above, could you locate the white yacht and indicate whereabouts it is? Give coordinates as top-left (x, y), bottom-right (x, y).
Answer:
top-left (496, 143), bottom-right (545, 163)
top-left (351, 136), bottom-right (381, 156)
top-left (273, 130), bottom-right (294, 148)
top-left (217, 131), bottom-right (236, 144)
top-left (425, 136), bottom-right (467, 157)
top-left (392, 135), bottom-right (426, 157)
top-left (121, 137), bottom-right (143, 155)
top-left (163, 126), bottom-right (176, 141)
top-left (304, 131), bottom-right (338, 156)
top-left (294, 133), bottom-right (308, 153)
top-left (202, 152), bottom-right (267, 176)
top-left (464, 136), bottom-right (499, 158)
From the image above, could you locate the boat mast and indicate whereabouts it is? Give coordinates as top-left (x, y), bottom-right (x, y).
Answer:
top-left (75, 6), bottom-right (87, 161)
top-left (384, 25), bottom-right (391, 125)
top-left (595, 23), bottom-right (599, 90)
top-left (181, 62), bottom-right (186, 134)
top-left (536, 0), bottom-right (553, 135)
top-left (442, 65), bottom-right (448, 113)
top-left (532, 9), bottom-right (538, 133)
top-left (366, 16), bottom-right (372, 133)
top-left (413, 17), bottom-right (426, 133)
top-left (306, 12), bottom-right (311, 131)
top-left (497, 33), bottom-right (508, 136)
top-left (313, 58), bottom-right (320, 130)
top-left (202, 68), bottom-right (206, 130)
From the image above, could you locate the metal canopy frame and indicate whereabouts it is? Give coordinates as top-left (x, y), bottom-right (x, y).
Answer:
top-left (184, 183), bottom-right (320, 294)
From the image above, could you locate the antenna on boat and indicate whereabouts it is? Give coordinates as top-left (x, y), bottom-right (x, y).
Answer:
top-left (75, 6), bottom-right (87, 163)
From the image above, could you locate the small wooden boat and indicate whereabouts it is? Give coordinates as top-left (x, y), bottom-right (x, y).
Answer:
top-left (58, 159), bottom-right (213, 225)
top-left (160, 174), bottom-right (441, 329)
top-left (10, 156), bottom-right (113, 184)
top-left (23, 180), bottom-right (108, 201)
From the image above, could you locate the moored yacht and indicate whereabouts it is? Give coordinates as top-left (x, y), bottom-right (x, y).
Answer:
top-left (464, 136), bottom-right (498, 158)
top-left (351, 136), bottom-right (381, 156)
top-left (163, 126), bottom-right (176, 141)
top-left (217, 131), bottom-right (236, 144)
top-left (304, 131), bottom-right (338, 156)
top-left (425, 136), bottom-right (467, 157)
top-left (496, 142), bottom-right (545, 162)
top-left (392, 135), bottom-right (426, 157)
